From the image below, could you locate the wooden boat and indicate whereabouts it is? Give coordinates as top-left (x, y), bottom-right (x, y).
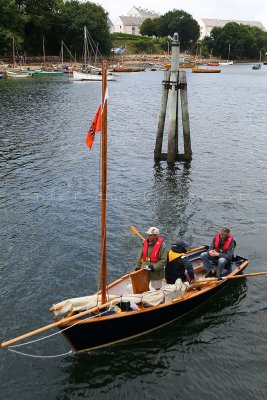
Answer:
top-left (180, 63), bottom-right (196, 68)
top-left (49, 247), bottom-right (249, 352)
top-left (6, 70), bottom-right (33, 78)
top-left (113, 66), bottom-right (145, 72)
top-left (192, 68), bottom-right (221, 73)
top-left (164, 62), bottom-right (196, 69)
top-left (0, 61), bottom-right (251, 354)
top-left (207, 62), bottom-right (219, 66)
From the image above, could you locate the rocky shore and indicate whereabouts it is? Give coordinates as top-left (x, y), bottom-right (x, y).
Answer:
top-left (0, 53), bottom-right (231, 72)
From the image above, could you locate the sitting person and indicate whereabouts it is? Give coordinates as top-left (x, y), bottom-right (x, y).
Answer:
top-left (165, 240), bottom-right (195, 284)
top-left (201, 226), bottom-right (235, 278)
top-left (136, 226), bottom-right (167, 290)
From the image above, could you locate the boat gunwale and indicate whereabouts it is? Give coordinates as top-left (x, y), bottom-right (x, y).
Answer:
top-left (58, 257), bottom-right (249, 327)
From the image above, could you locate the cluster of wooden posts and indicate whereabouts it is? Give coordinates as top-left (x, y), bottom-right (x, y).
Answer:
top-left (154, 33), bottom-right (192, 163)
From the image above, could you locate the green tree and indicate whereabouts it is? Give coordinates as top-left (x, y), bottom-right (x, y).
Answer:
top-left (132, 39), bottom-right (155, 53)
top-left (0, 0), bottom-right (28, 54)
top-left (208, 22), bottom-right (267, 59)
top-left (18, 0), bottom-right (64, 54)
top-left (140, 18), bottom-right (159, 36)
top-left (156, 10), bottom-right (200, 50)
top-left (59, 1), bottom-right (111, 57)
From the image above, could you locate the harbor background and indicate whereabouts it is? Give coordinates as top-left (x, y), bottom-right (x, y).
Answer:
top-left (0, 64), bottom-right (267, 399)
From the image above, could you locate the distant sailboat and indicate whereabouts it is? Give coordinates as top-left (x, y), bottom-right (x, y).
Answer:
top-left (72, 27), bottom-right (115, 81)
top-left (6, 37), bottom-right (32, 78)
top-left (219, 44), bottom-right (233, 65)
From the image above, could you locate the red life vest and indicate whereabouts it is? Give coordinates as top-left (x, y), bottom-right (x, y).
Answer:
top-left (214, 232), bottom-right (233, 252)
top-left (142, 236), bottom-right (164, 262)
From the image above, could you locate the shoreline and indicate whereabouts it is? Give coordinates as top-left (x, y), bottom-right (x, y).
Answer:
top-left (0, 54), bottom-right (261, 72)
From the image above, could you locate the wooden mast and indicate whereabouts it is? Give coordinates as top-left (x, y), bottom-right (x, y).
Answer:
top-left (101, 61), bottom-right (107, 304)
top-left (61, 41), bottom-right (64, 65)
top-left (12, 37), bottom-right (15, 68)
top-left (43, 36), bottom-right (46, 64)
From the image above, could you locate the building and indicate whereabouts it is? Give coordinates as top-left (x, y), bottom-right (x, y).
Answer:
top-left (114, 6), bottom-right (160, 35)
top-left (108, 17), bottom-right (114, 33)
top-left (199, 18), bottom-right (266, 39)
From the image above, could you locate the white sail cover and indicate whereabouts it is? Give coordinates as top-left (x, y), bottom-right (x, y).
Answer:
top-left (51, 279), bottom-right (189, 316)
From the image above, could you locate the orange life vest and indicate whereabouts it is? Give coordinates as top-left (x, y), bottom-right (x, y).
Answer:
top-left (142, 236), bottom-right (164, 262)
top-left (214, 232), bottom-right (233, 252)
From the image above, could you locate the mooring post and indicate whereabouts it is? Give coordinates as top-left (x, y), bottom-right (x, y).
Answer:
top-left (167, 33), bottom-right (180, 163)
top-left (154, 32), bottom-right (192, 163)
top-left (154, 69), bottom-right (171, 161)
top-left (179, 70), bottom-right (192, 160)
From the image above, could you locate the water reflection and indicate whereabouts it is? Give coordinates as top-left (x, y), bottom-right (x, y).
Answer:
top-left (57, 279), bottom-right (247, 398)
top-left (150, 162), bottom-right (192, 243)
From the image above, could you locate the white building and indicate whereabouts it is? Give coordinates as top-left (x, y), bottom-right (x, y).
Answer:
top-left (114, 6), bottom-right (160, 35)
top-left (108, 17), bottom-right (114, 33)
top-left (199, 18), bottom-right (265, 39)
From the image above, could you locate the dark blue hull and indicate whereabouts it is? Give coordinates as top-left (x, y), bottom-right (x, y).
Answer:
top-left (59, 252), bottom-right (249, 352)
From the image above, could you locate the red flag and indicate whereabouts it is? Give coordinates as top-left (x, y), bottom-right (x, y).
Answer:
top-left (86, 105), bottom-right (102, 149)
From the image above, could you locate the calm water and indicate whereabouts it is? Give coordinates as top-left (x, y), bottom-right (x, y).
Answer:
top-left (0, 65), bottom-right (267, 399)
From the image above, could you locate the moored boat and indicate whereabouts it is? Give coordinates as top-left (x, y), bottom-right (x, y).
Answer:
top-left (33, 70), bottom-right (64, 76)
top-left (192, 67), bottom-right (221, 73)
top-left (113, 66), bottom-right (145, 72)
top-left (6, 70), bottom-right (33, 78)
top-left (219, 61), bottom-right (234, 66)
top-left (164, 62), bottom-right (196, 69)
top-left (72, 70), bottom-right (115, 81)
top-left (219, 44), bottom-right (233, 66)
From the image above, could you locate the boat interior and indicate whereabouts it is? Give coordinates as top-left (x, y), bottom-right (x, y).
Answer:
top-left (52, 247), bottom-right (248, 319)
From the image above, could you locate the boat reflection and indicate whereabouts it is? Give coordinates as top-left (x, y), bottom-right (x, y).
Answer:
top-left (151, 162), bottom-right (192, 241)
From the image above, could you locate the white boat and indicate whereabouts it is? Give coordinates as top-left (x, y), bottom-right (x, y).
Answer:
top-left (6, 70), bottom-right (33, 78)
top-left (219, 61), bottom-right (234, 66)
top-left (219, 44), bottom-right (233, 65)
top-left (72, 70), bottom-right (115, 81)
top-left (72, 27), bottom-right (116, 82)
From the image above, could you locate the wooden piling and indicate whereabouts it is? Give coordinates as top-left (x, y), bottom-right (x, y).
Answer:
top-left (167, 70), bottom-right (179, 163)
top-left (154, 32), bottom-right (192, 163)
top-left (180, 71), bottom-right (192, 160)
top-left (154, 70), bottom-right (171, 161)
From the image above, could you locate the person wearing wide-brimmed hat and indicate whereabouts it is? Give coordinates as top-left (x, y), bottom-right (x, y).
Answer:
top-left (136, 226), bottom-right (167, 289)
top-left (165, 240), bottom-right (195, 284)
top-left (201, 227), bottom-right (235, 278)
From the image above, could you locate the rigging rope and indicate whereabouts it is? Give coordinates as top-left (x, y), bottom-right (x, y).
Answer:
top-left (5, 307), bottom-right (112, 358)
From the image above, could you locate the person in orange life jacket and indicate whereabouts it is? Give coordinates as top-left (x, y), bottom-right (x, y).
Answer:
top-left (136, 227), bottom-right (167, 289)
top-left (165, 240), bottom-right (195, 284)
top-left (201, 227), bottom-right (235, 278)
